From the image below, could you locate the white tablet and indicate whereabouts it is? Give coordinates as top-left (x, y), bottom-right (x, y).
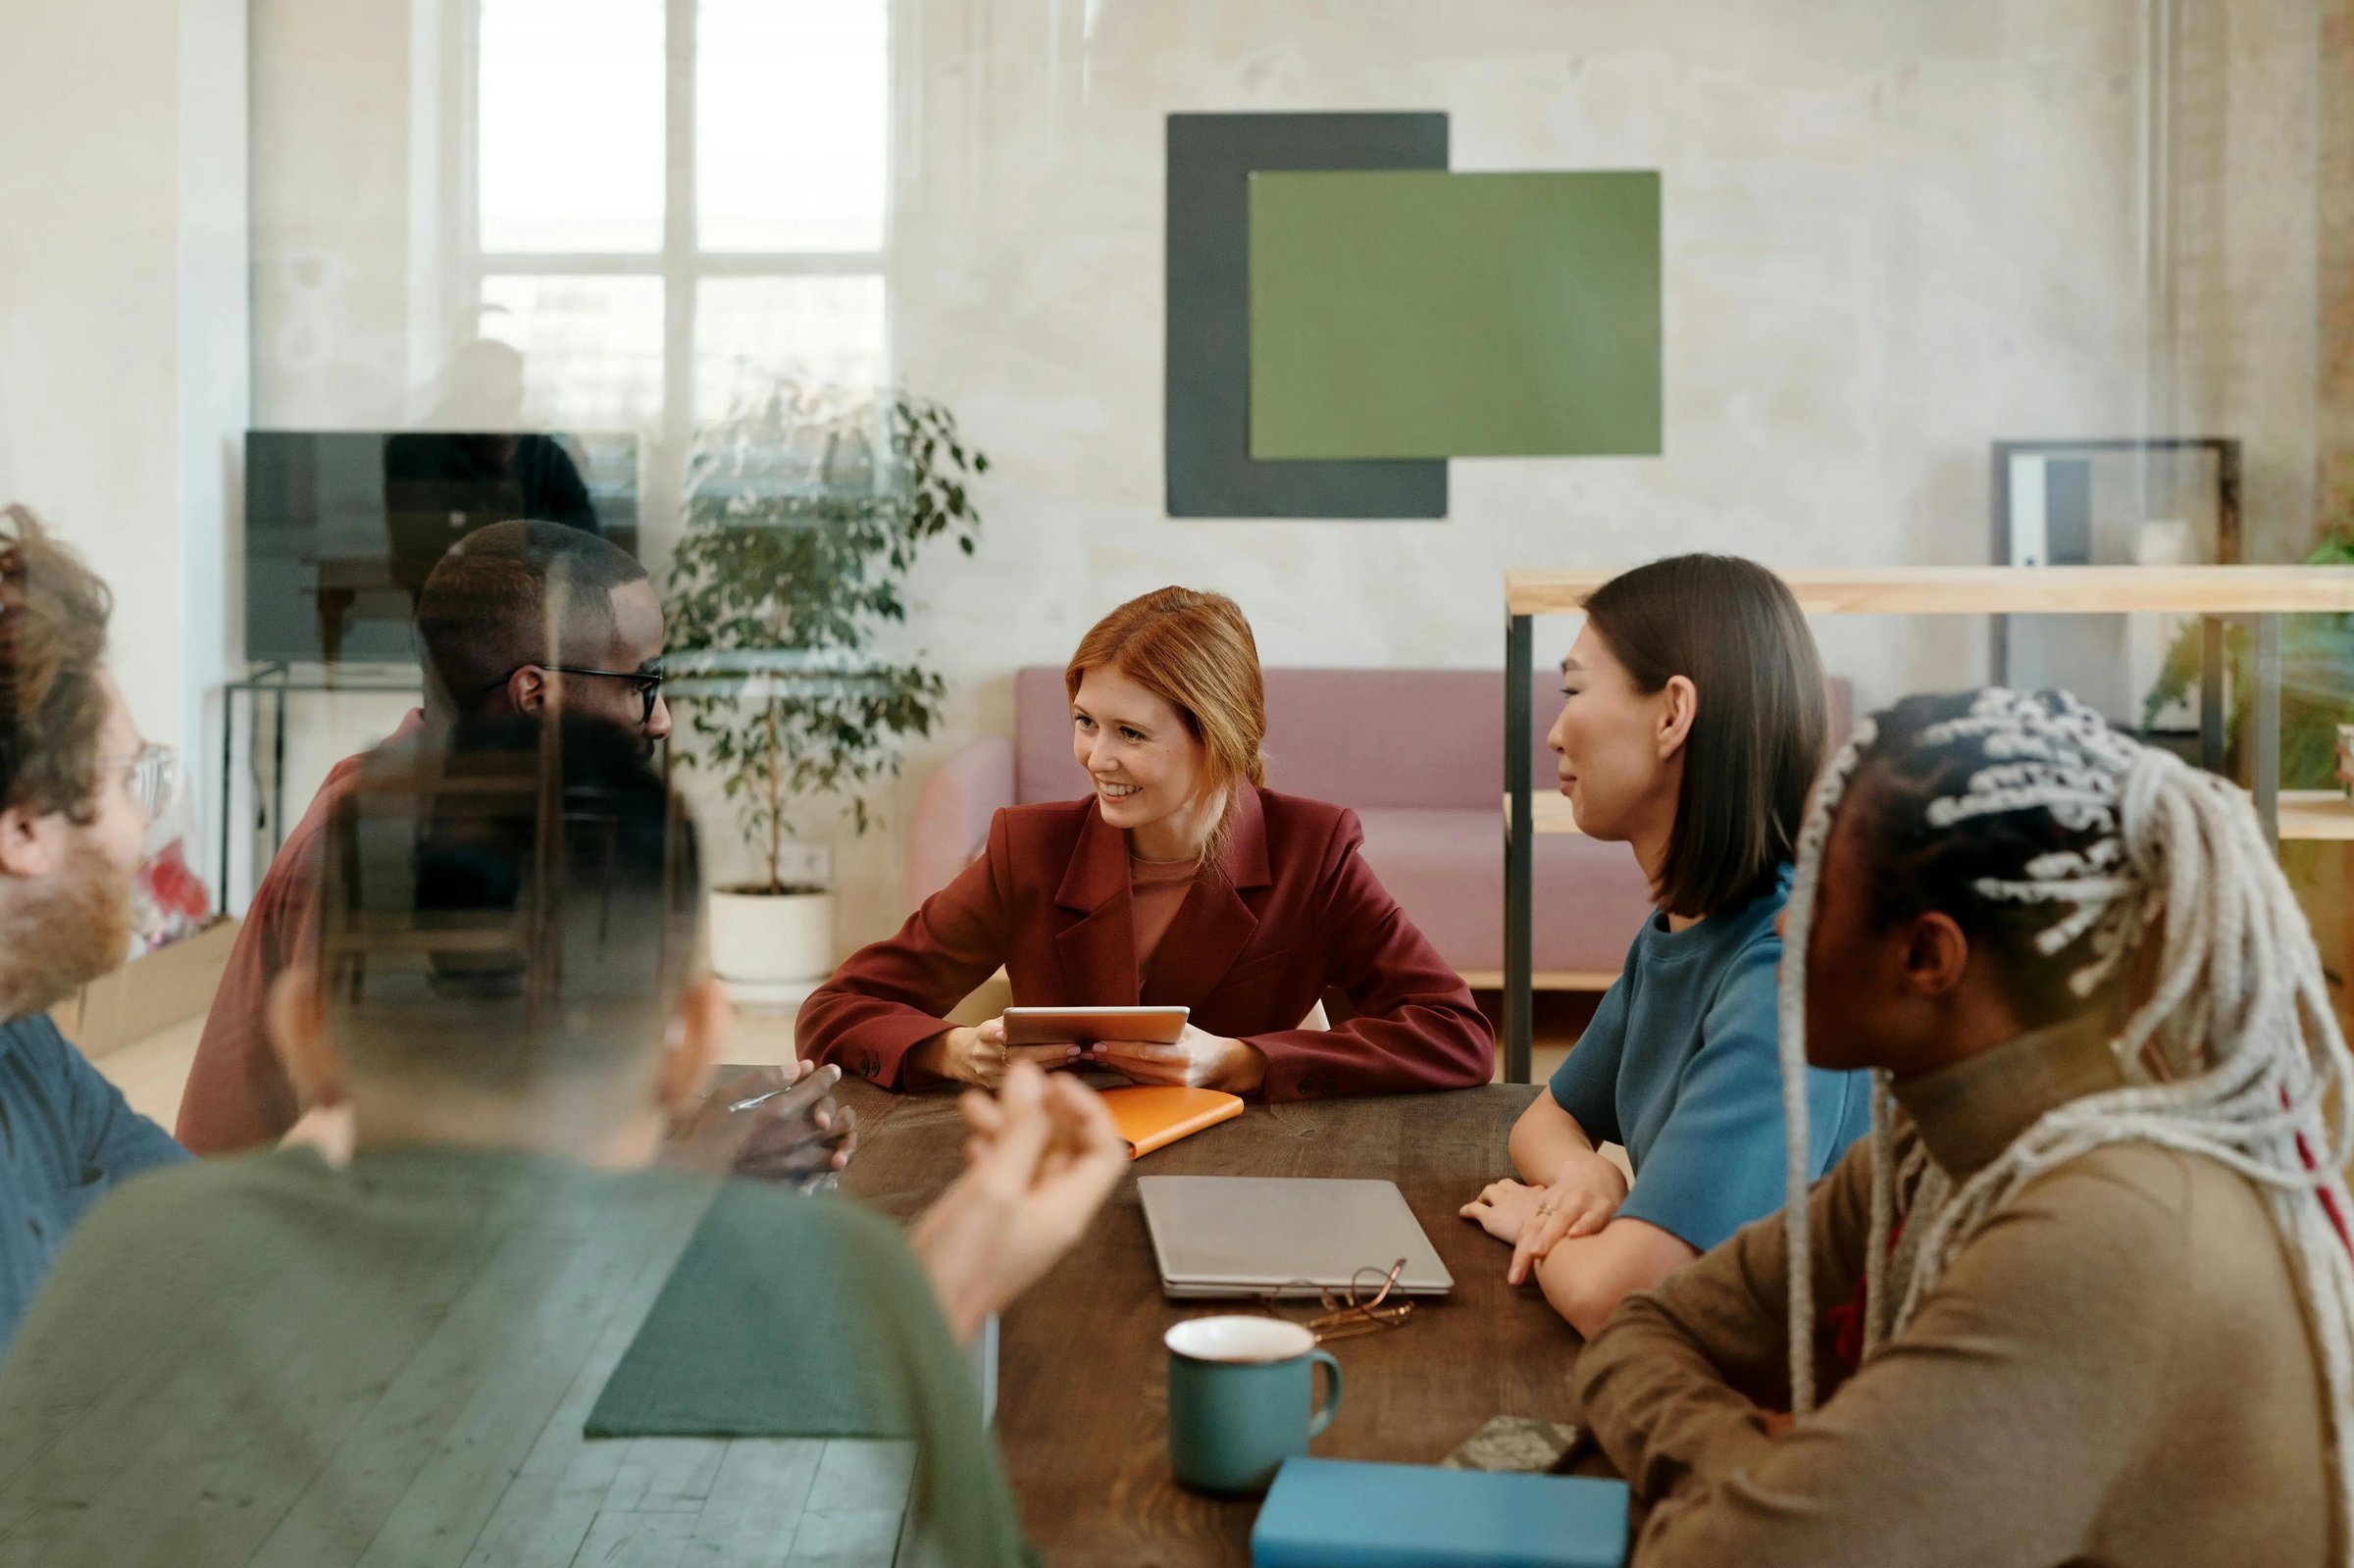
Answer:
top-left (1001, 1005), bottom-right (1189, 1046)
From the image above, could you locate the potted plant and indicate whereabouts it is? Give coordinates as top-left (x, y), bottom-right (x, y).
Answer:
top-left (2141, 528), bottom-right (2354, 1006)
top-left (664, 383), bottom-right (986, 1001)
top-left (2140, 531), bottom-right (2354, 787)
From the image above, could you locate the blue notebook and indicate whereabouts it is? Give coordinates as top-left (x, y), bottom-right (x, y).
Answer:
top-left (1251, 1457), bottom-right (1629, 1568)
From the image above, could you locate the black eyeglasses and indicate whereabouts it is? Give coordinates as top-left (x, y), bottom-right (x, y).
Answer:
top-left (479, 665), bottom-right (665, 725)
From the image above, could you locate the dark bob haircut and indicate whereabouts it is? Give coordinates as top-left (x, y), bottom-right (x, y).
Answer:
top-left (1581, 553), bottom-right (1828, 920)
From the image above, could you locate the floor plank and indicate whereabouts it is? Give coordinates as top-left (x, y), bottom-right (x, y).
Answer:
top-left (680, 1442), bottom-right (823, 1567)
top-left (88, 1014), bottom-right (205, 1129)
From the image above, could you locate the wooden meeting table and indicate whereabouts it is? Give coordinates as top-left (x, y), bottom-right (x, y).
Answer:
top-left (834, 1078), bottom-right (1588, 1567)
top-left (0, 1078), bottom-right (1576, 1566)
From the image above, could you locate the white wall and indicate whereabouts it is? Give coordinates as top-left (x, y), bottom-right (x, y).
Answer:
top-left (0, 0), bottom-right (247, 893)
top-left (857, 0), bottom-right (2162, 945)
top-left (243, 0), bottom-right (431, 908)
top-left (245, 0), bottom-right (2328, 952)
top-left (2163, 0), bottom-right (2326, 561)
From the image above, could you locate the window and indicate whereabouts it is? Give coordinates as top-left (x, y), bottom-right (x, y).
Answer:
top-left (466, 0), bottom-right (892, 436)
top-left (697, 0), bottom-right (889, 254)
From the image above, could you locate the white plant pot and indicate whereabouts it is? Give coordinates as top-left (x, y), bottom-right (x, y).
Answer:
top-left (708, 886), bottom-right (836, 999)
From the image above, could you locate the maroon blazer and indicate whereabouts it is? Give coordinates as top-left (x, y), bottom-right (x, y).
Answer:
top-left (797, 786), bottom-right (1494, 1099)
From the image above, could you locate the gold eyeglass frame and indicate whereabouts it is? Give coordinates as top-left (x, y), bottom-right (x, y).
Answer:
top-left (1254, 1258), bottom-right (1417, 1342)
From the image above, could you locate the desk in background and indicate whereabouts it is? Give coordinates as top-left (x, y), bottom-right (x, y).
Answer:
top-left (213, 661), bottom-right (422, 912)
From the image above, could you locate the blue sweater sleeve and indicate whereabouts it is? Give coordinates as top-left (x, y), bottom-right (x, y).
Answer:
top-left (47, 1022), bottom-right (189, 1184)
top-left (1547, 974), bottom-right (1629, 1145)
top-left (1612, 947), bottom-right (1797, 1253)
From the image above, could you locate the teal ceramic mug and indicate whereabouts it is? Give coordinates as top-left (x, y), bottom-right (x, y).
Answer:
top-left (1165, 1315), bottom-right (1343, 1494)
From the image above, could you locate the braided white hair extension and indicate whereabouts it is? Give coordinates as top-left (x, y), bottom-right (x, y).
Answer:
top-left (1774, 713), bottom-right (1876, 1416)
top-left (1859, 1102), bottom-right (1946, 1360)
top-left (1858, 1071), bottom-right (1895, 1362)
top-left (1777, 688), bottom-right (2354, 1549)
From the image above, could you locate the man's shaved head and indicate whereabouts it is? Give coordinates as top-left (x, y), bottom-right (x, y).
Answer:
top-left (412, 521), bottom-right (649, 716)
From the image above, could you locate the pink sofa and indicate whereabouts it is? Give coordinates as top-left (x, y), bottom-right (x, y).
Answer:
top-left (910, 668), bottom-right (1844, 986)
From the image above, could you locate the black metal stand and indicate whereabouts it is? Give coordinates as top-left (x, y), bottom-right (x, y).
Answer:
top-left (214, 662), bottom-right (423, 912)
top-left (1504, 612), bottom-right (1534, 1085)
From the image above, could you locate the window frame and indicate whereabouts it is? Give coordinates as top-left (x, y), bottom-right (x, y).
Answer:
top-left (454, 0), bottom-right (895, 452)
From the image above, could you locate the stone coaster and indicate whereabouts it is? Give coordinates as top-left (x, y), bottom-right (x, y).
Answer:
top-left (1441, 1415), bottom-right (1583, 1473)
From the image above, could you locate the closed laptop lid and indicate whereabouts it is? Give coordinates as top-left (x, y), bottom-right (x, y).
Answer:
top-left (1139, 1176), bottom-right (1454, 1298)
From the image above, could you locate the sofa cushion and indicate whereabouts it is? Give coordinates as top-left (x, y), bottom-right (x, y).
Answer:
top-left (1017, 666), bottom-right (1566, 807)
top-left (1354, 808), bottom-right (1652, 976)
top-left (1016, 666), bottom-right (1081, 804)
top-left (1008, 664), bottom-right (1847, 981)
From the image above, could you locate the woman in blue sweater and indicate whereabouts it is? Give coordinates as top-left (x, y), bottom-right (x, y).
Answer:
top-left (1460, 555), bottom-right (1871, 1335)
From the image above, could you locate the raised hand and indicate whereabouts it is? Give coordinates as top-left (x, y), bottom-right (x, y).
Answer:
top-left (909, 1064), bottom-right (1130, 1340)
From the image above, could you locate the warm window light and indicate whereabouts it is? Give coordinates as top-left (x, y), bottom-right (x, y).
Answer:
top-left (696, 276), bottom-right (890, 415)
top-left (472, 0), bottom-right (893, 426)
top-left (698, 0), bottom-right (891, 253)
top-left (478, 0), bottom-right (666, 254)
top-left (480, 277), bottom-right (666, 428)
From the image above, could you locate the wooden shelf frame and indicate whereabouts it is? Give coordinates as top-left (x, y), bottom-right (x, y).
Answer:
top-left (2282, 792), bottom-right (2354, 842)
top-left (1498, 564), bottom-right (2354, 1084)
top-left (1507, 565), bottom-right (2354, 618)
top-left (1513, 787), bottom-right (2351, 842)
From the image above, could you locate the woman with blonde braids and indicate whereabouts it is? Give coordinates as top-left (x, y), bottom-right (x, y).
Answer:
top-left (1575, 687), bottom-right (2352, 1567)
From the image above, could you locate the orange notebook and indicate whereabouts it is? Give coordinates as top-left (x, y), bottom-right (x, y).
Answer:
top-left (1099, 1086), bottom-right (1245, 1159)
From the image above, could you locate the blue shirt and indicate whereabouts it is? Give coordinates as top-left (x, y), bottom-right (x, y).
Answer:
top-left (1548, 866), bottom-right (1869, 1253)
top-left (0, 1013), bottom-right (187, 1349)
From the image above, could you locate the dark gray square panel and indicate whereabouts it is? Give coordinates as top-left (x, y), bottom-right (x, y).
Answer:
top-left (1165, 112), bottom-right (1450, 519)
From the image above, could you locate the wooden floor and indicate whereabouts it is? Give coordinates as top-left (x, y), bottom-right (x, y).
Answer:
top-left (90, 1015), bottom-right (206, 1132)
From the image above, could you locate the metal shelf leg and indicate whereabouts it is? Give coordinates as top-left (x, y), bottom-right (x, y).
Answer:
top-left (1505, 613), bottom-right (1534, 1086)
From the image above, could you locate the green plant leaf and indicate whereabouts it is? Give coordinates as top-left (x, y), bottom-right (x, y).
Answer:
top-left (664, 382), bottom-right (991, 878)
top-left (2140, 530), bottom-right (2354, 787)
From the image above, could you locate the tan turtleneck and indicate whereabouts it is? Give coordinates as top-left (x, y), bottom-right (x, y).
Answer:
top-left (1575, 1020), bottom-right (2335, 1567)
top-left (1128, 854), bottom-right (1198, 977)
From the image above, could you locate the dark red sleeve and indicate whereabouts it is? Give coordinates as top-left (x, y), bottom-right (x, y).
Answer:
top-left (174, 832), bottom-right (315, 1153)
top-left (1244, 809), bottom-right (1495, 1101)
top-left (795, 809), bottom-right (1016, 1090)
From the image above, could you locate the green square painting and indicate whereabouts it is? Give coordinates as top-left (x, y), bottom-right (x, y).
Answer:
top-left (1247, 170), bottom-right (1662, 459)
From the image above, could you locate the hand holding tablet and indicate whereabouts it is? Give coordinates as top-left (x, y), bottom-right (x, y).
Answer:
top-left (1004, 1008), bottom-right (1264, 1091)
top-left (930, 1007), bottom-right (1266, 1093)
top-left (1003, 1006), bottom-right (1191, 1046)
top-left (1002, 1002), bottom-right (1271, 1087)
top-left (918, 1007), bottom-right (1193, 1089)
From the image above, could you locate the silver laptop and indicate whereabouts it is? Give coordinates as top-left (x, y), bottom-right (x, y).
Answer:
top-left (1139, 1176), bottom-right (1455, 1299)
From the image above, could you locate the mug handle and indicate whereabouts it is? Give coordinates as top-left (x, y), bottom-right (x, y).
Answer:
top-left (1305, 1350), bottom-right (1344, 1440)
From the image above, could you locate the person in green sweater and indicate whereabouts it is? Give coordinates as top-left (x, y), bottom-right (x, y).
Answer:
top-left (0, 715), bottom-right (1124, 1567)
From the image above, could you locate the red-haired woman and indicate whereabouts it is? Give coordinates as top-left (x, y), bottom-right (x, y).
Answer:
top-left (796, 586), bottom-right (1495, 1097)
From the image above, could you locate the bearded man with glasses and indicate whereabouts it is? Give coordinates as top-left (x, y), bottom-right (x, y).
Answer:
top-left (0, 507), bottom-right (193, 1347)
